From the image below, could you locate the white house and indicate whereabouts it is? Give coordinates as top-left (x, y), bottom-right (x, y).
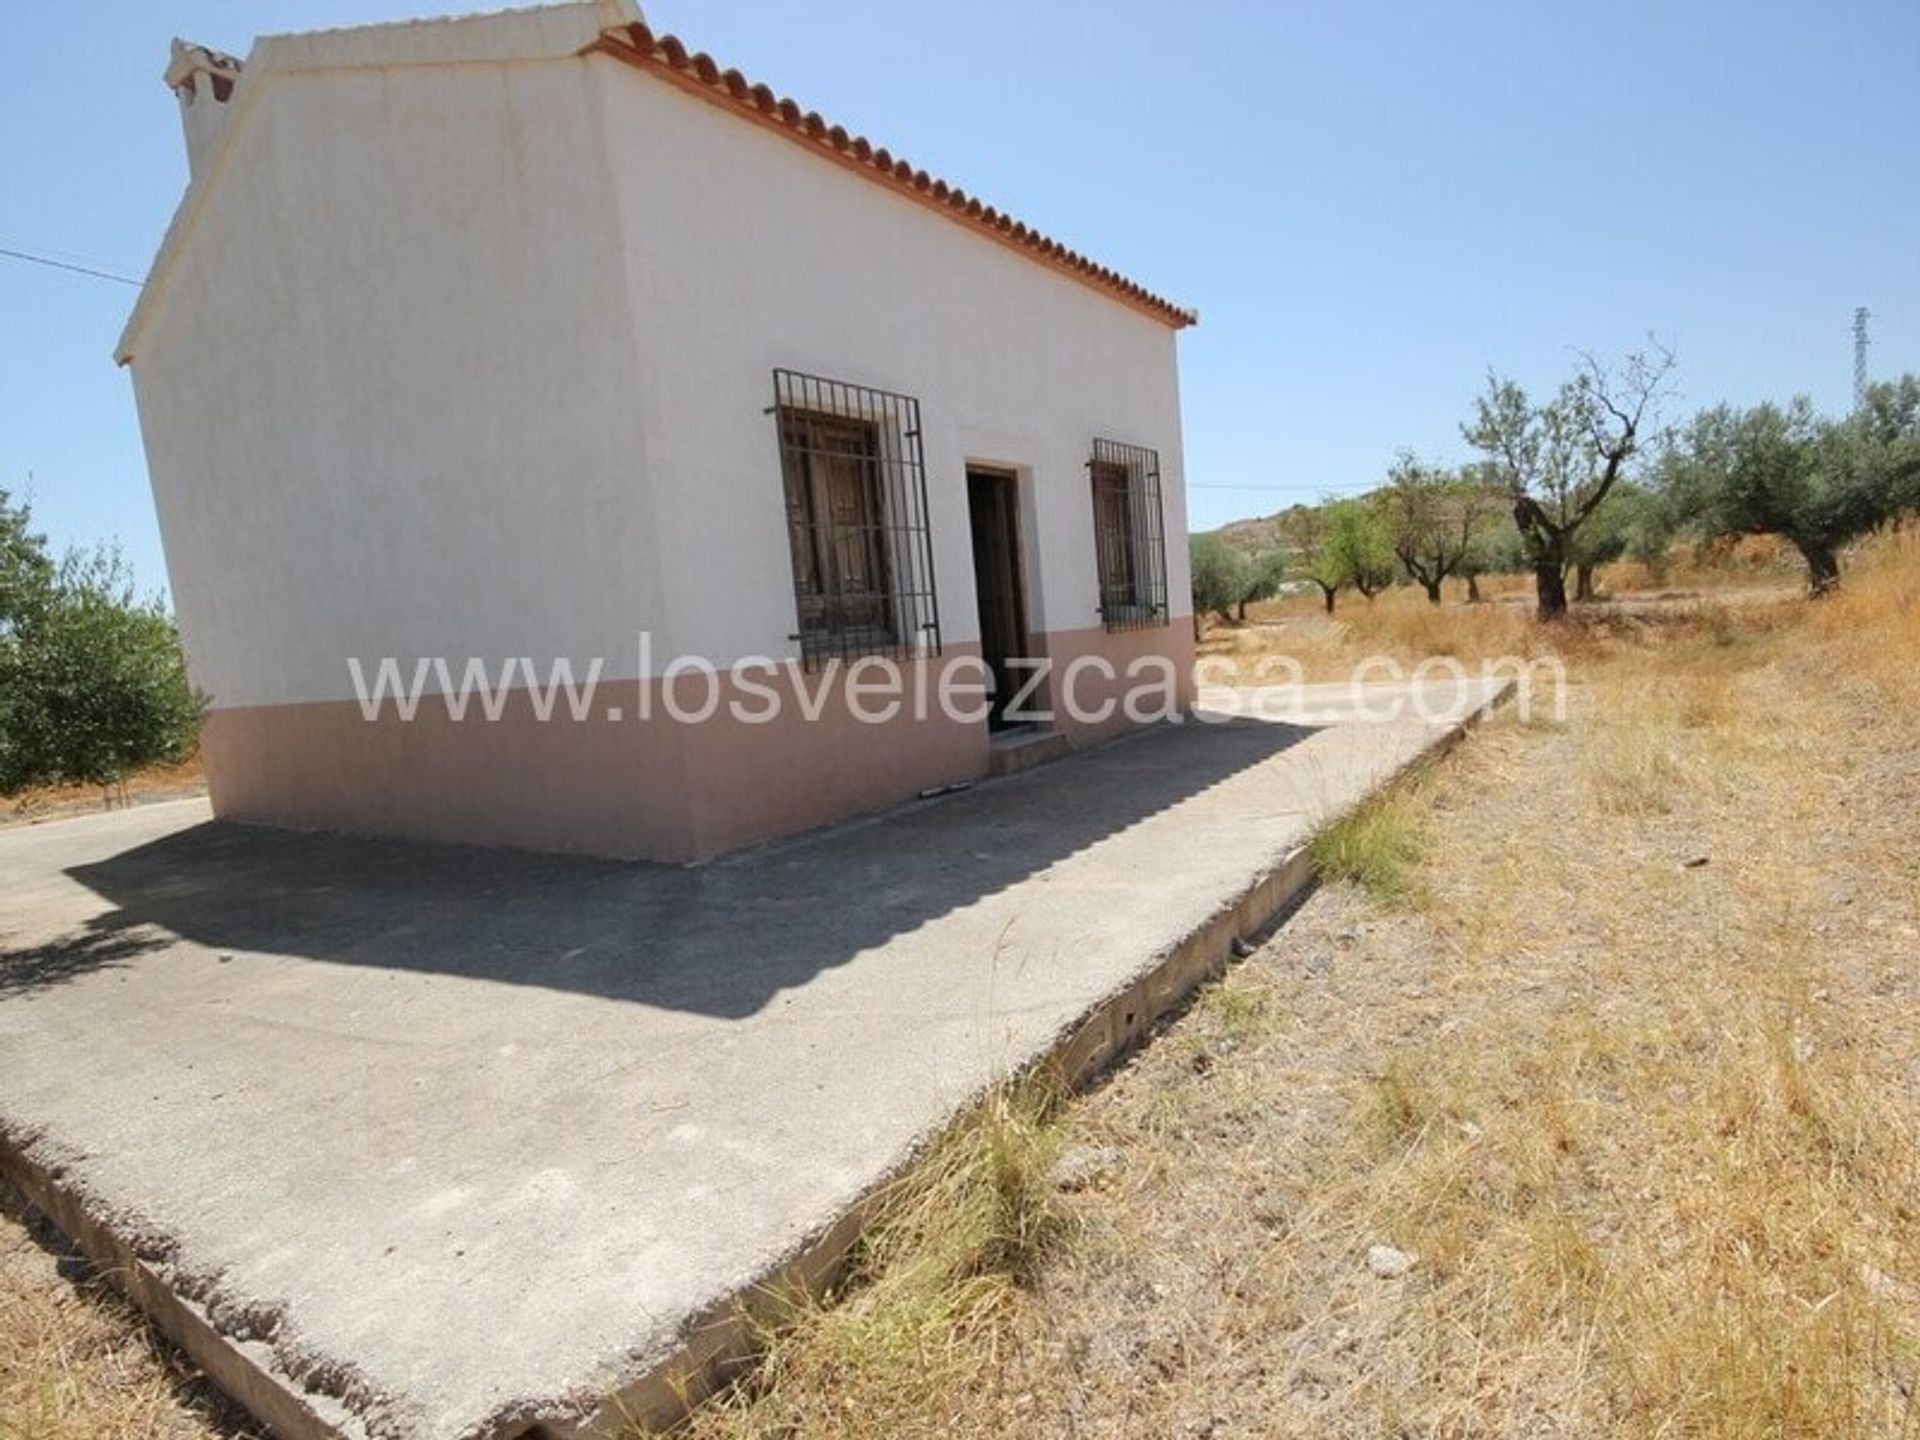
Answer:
top-left (121, 1), bottom-right (1198, 862)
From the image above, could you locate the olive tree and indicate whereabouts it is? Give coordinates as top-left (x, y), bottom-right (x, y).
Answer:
top-left (1236, 546), bottom-right (1288, 619)
top-left (1281, 504), bottom-right (1344, 613)
top-left (1659, 380), bottom-right (1918, 595)
top-left (1857, 375), bottom-right (1920, 513)
top-left (1456, 511), bottom-right (1529, 603)
top-left (1565, 482), bottom-right (1673, 600)
top-left (1188, 533), bottom-right (1251, 631)
top-left (1376, 456), bottom-right (1503, 603)
top-left (1189, 535), bottom-right (1289, 634)
top-left (1280, 499), bottom-right (1394, 611)
top-left (1324, 497), bottom-right (1397, 601)
top-left (1465, 346), bottom-right (1675, 618)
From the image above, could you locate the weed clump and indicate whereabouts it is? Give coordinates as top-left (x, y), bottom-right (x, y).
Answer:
top-left (665, 1076), bottom-right (1067, 1437)
top-left (1310, 790), bottom-right (1425, 904)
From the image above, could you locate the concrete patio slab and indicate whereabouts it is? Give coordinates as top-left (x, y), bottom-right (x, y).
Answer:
top-left (0, 680), bottom-right (1505, 1440)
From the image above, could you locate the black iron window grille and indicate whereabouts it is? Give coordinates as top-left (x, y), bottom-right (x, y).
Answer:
top-left (1088, 436), bottom-right (1170, 631)
top-left (771, 369), bottom-right (942, 670)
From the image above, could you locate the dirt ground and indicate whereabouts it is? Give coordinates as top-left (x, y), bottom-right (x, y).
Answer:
top-left (677, 540), bottom-right (1920, 1439)
top-left (0, 1174), bottom-right (255, 1440)
top-left (953, 669), bottom-right (1918, 1438)
top-left (4, 543), bottom-right (1916, 1439)
top-left (2, 754), bottom-right (207, 830)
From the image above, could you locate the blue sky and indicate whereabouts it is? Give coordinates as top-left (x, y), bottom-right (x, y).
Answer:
top-left (4, 0), bottom-right (1916, 597)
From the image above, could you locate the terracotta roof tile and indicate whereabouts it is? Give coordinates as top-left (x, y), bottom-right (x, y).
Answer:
top-left (585, 21), bottom-right (1197, 330)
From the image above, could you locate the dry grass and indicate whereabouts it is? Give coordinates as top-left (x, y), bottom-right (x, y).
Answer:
top-left (1203, 581), bottom-right (1572, 686)
top-left (1611, 532), bottom-right (1804, 594)
top-left (1203, 548), bottom-right (1812, 686)
top-left (644, 533), bottom-right (1920, 1438)
top-left (656, 1078), bottom-right (1069, 1440)
top-left (0, 1179), bottom-right (254, 1440)
top-left (7, 538), bottom-right (1918, 1439)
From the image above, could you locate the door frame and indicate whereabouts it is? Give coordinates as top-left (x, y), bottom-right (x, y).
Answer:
top-left (964, 465), bottom-right (1036, 730)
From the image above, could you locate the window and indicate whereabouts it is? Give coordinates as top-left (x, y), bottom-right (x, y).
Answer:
top-left (1090, 460), bottom-right (1137, 612)
top-left (1088, 437), bottom-right (1170, 630)
top-left (772, 369), bottom-right (941, 669)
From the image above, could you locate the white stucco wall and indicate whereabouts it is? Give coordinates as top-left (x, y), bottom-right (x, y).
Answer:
top-left (590, 57), bottom-right (1191, 669)
top-left (128, 29), bottom-right (1191, 712)
top-left (130, 52), bottom-right (663, 709)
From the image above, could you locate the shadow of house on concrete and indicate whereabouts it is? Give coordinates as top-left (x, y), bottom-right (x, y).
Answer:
top-left (37, 717), bottom-right (1317, 1018)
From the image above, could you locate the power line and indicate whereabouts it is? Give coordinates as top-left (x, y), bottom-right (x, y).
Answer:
top-left (1187, 483), bottom-right (1369, 495)
top-left (0, 245), bottom-right (144, 288)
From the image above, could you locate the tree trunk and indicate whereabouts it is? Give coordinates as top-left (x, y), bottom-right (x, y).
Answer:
top-left (1534, 558), bottom-right (1569, 619)
top-left (1320, 585), bottom-right (1337, 614)
top-left (1236, 598), bottom-right (1248, 622)
top-left (1466, 573), bottom-right (1482, 604)
top-left (1423, 578), bottom-right (1443, 605)
top-left (1192, 612), bottom-right (1203, 643)
top-left (1574, 563), bottom-right (1596, 603)
top-left (1795, 539), bottom-right (1841, 596)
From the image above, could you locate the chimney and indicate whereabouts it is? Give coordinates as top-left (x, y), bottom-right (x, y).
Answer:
top-left (164, 38), bottom-right (244, 178)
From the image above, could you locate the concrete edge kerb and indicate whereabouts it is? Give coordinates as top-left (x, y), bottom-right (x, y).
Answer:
top-left (556, 678), bottom-right (1517, 1437)
top-left (0, 679), bottom-right (1514, 1440)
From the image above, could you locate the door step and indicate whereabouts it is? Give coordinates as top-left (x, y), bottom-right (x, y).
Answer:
top-left (986, 727), bottom-right (1070, 778)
